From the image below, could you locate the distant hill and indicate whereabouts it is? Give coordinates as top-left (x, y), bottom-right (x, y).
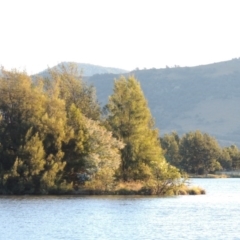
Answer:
top-left (36, 62), bottom-right (128, 77)
top-left (86, 58), bottom-right (240, 147)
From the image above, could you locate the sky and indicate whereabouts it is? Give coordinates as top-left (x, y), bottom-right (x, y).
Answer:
top-left (1, 0), bottom-right (240, 74)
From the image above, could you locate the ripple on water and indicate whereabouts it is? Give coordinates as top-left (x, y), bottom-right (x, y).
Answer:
top-left (0, 179), bottom-right (240, 240)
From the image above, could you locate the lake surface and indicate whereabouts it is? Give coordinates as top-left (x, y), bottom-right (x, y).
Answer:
top-left (1, 178), bottom-right (240, 240)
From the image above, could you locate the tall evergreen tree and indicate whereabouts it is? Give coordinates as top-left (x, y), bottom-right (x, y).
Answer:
top-left (106, 76), bottom-right (179, 182)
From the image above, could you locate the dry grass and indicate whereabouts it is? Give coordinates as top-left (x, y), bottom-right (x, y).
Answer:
top-left (187, 186), bottom-right (206, 195)
top-left (75, 180), bottom-right (206, 196)
top-left (114, 181), bottom-right (206, 196)
top-left (189, 174), bottom-right (227, 178)
top-left (114, 181), bottom-right (144, 194)
top-left (177, 185), bottom-right (206, 195)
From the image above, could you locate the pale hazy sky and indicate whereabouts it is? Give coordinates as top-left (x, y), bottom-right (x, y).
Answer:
top-left (1, 0), bottom-right (240, 74)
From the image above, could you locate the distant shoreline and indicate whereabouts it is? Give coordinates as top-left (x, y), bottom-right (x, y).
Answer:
top-left (189, 173), bottom-right (240, 178)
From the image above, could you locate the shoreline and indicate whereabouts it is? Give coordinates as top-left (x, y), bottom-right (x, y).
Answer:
top-left (0, 184), bottom-right (206, 196)
top-left (189, 174), bottom-right (240, 178)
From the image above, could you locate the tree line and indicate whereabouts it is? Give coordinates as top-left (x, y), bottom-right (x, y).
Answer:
top-left (0, 64), bottom-right (183, 195)
top-left (161, 131), bottom-right (240, 175)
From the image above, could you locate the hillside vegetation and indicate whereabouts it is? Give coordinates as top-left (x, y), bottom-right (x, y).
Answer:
top-left (86, 58), bottom-right (240, 147)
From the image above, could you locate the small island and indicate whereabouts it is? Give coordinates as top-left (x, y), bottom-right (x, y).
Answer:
top-left (1, 64), bottom-right (239, 196)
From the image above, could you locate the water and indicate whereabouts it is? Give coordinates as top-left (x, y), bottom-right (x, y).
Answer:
top-left (1, 178), bottom-right (240, 240)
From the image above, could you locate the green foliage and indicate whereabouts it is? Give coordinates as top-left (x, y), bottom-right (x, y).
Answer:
top-left (162, 130), bottom-right (240, 174)
top-left (85, 167), bottom-right (115, 192)
top-left (161, 132), bottom-right (181, 167)
top-left (62, 104), bottom-right (88, 175)
top-left (144, 161), bottom-right (182, 195)
top-left (0, 67), bottom-right (124, 194)
top-left (0, 68), bottom-right (70, 193)
top-left (106, 76), bottom-right (181, 189)
top-left (83, 117), bottom-right (124, 172)
top-left (223, 145), bottom-right (240, 170)
top-left (107, 76), bottom-right (158, 180)
top-left (218, 147), bottom-right (232, 170)
top-left (16, 130), bottom-right (45, 192)
top-left (47, 63), bottom-right (101, 120)
top-left (178, 131), bottom-right (222, 174)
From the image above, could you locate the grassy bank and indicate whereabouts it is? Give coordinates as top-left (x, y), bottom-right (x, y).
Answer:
top-left (73, 181), bottom-right (206, 196)
top-left (177, 185), bottom-right (206, 195)
top-left (189, 173), bottom-right (240, 178)
top-left (189, 174), bottom-right (227, 178)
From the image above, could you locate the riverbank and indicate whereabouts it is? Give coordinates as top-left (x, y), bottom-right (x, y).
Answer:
top-left (189, 173), bottom-right (240, 178)
top-left (0, 181), bottom-right (205, 196)
top-left (189, 174), bottom-right (227, 178)
top-left (73, 181), bottom-right (205, 196)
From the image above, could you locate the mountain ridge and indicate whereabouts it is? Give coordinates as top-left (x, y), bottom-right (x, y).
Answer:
top-left (35, 59), bottom-right (240, 147)
top-left (86, 58), bottom-right (240, 147)
top-left (36, 62), bottom-right (128, 77)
